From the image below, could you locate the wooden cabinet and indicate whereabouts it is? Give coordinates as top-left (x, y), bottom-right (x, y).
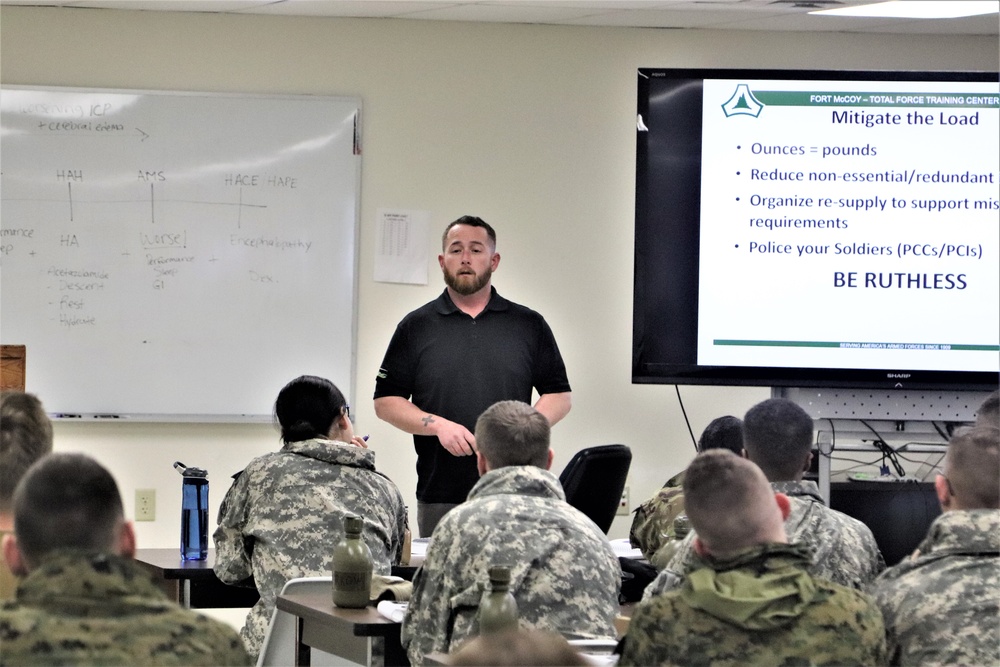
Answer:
top-left (1, 345), bottom-right (26, 391)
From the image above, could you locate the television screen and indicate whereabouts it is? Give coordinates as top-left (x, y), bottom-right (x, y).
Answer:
top-left (633, 68), bottom-right (999, 390)
top-left (829, 481), bottom-right (941, 567)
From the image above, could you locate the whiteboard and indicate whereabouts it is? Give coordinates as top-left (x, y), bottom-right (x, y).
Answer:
top-left (0, 86), bottom-right (361, 421)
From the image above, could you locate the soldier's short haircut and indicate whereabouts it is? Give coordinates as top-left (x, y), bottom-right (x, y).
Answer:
top-left (946, 426), bottom-right (1000, 510)
top-left (975, 390), bottom-right (999, 429)
top-left (442, 215), bottom-right (497, 250)
top-left (683, 449), bottom-right (779, 554)
top-left (274, 375), bottom-right (349, 444)
top-left (742, 398), bottom-right (814, 481)
top-left (13, 452), bottom-right (124, 566)
top-left (1, 391), bottom-right (54, 512)
top-left (697, 415), bottom-right (744, 455)
top-left (475, 401), bottom-right (550, 469)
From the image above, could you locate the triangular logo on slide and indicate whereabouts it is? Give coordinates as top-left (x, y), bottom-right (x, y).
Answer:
top-left (722, 84), bottom-right (764, 118)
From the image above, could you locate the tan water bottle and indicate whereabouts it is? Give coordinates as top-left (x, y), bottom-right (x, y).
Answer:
top-left (332, 515), bottom-right (373, 608)
top-left (477, 565), bottom-right (518, 634)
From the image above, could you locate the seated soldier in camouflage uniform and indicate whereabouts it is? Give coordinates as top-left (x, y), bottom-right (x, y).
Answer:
top-left (871, 425), bottom-right (999, 666)
top-left (214, 375), bottom-right (408, 662)
top-left (401, 400), bottom-right (620, 666)
top-left (644, 398), bottom-right (885, 599)
top-left (629, 415), bottom-right (743, 567)
top-left (0, 453), bottom-right (249, 666)
top-left (619, 449), bottom-right (887, 667)
top-left (0, 391), bottom-right (53, 602)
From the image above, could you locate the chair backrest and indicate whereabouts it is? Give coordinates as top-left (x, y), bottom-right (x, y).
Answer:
top-left (558, 444), bottom-right (632, 534)
top-left (257, 576), bottom-right (339, 667)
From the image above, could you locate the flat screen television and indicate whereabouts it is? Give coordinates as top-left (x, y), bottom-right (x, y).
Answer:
top-left (633, 68), bottom-right (999, 391)
top-left (829, 481), bottom-right (941, 567)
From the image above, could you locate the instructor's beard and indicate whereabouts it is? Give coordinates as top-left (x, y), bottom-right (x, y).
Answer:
top-left (443, 265), bottom-right (492, 296)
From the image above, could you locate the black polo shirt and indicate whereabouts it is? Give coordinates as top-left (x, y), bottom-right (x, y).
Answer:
top-left (374, 287), bottom-right (571, 503)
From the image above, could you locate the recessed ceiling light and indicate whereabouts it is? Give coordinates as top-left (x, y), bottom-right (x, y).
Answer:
top-left (810, 1), bottom-right (999, 19)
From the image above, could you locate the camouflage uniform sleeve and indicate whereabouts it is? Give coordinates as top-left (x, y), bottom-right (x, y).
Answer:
top-left (816, 586), bottom-right (889, 667)
top-left (867, 527), bottom-right (887, 580)
top-left (401, 519), bottom-right (466, 665)
top-left (202, 617), bottom-right (254, 666)
top-left (664, 530), bottom-right (696, 572)
top-left (212, 469), bottom-right (255, 586)
top-left (869, 571), bottom-right (909, 665)
top-left (641, 529), bottom-right (697, 601)
top-left (867, 534), bottom-right (1000, 667)
top-left (617, 596), bottom-right (676, 666)
top-left (837, 513), bottom-right (886, 589)
top-left (628, 487), bottom-right (685, 561)
top-left (863, 600), bottom-right (890, 667)
top-left (391, 485), bottom-right (409, 565)
top-left (149, 609), bottom-right (255, 666)
top-left (641, 566), bottom-right (684, 602)
top-left (629, 578), bottom-right (888, 667)
top-left (628, 503), bottom-right (650, 550)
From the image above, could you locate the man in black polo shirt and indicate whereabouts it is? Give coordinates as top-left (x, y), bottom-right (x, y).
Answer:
top-left (374, 215), bottom-right (572, 536)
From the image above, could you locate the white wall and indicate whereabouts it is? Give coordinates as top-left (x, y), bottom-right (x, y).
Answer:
top-left (2, 7), bottom-right (996, 546)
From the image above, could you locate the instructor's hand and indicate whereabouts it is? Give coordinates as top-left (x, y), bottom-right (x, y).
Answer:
top-left (432, 419), bottom-right (477, 457)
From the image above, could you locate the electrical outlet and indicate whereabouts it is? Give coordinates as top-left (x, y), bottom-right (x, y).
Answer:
top-left (616, 486), bottom-right (630, 516)
top-left (135, 489), bottom-right (156, 521)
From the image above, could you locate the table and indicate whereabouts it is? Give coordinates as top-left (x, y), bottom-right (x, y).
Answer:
top-left (815, 440), bottom-right (947, 504)
top-left (134, 548), bottom-right (260, 609)
top-left (275, 588), bottom-right (409, 666)
top-left (135, 548), bottom-right (419, 611)
top-left (274, 593), bottom-right (635, 667)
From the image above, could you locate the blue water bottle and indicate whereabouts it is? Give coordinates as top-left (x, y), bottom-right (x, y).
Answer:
top-left (174, 461), bottom-right (209, 561)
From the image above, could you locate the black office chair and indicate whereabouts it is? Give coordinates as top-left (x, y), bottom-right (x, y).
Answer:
top-left (558, 444), bottom-right (632, 534)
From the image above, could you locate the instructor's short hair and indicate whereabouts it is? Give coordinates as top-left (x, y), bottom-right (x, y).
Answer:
top-left (475, 401), bottom-right (550, 469)
top-left (442, 215), bottom-right (497, 249)
top-left (13, 453), bottom-right (125, 567)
